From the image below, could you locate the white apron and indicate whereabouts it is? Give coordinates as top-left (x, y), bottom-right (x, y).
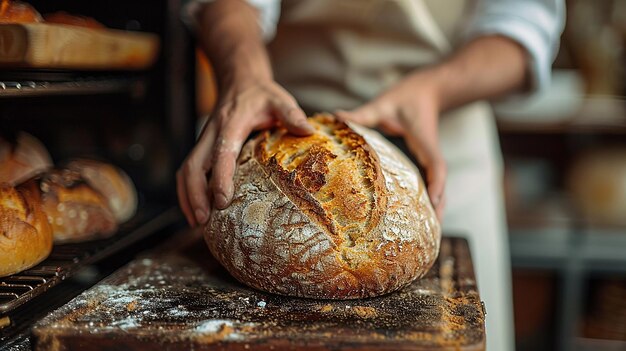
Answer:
top-left (268, 1), bottom-right (514, 350)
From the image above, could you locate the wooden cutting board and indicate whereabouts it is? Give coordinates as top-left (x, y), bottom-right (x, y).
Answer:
top-left (0, 23), bottom-right (159, 70)
top-left (32, 230), bottom-right (485, 351)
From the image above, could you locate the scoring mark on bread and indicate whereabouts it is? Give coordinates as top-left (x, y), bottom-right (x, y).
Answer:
top-left (255, 115), bottom-right (388, 256)
top-left (206, 113), bottom-right (441, 299)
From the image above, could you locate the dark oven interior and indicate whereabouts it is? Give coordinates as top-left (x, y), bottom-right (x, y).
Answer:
top-left (0, 0), bottom-right (196, 347)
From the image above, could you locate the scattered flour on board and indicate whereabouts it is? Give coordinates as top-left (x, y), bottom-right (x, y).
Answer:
top-left (195, 319), bottom-right (235, 333)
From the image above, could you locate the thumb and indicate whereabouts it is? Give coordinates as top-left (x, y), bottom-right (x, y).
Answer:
top-left (275, 104), bottom-right (315, 136)
top-left (414, 143), bottom-right (446, 220)
top-left (402, 111), bottom-right (446, 220)
top-left (338, 99), bottom-right (404, 135)
top-left (335, 102), bottom-right (381, 127)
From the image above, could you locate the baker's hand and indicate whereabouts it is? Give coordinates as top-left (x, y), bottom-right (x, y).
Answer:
top-left (337, 70), bottom-right (446, 219)
top-left (177, 79), bottom-right (314, 227)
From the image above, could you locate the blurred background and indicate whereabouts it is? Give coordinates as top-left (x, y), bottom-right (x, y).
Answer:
top-left (496, 1), bottom-right (626, 350)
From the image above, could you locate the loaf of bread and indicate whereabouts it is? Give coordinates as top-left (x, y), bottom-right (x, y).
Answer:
top-left (0, 0), bottom-right (42, 24)
top-left (0, 132), bottom-right (53, 186)
top-left (568, 148), bottom-right (626, 226)
top-left (44, 12), bottom-right (105, 29)
top-left (0, 181), bottom-right (53, 277)
top-left (37, 168), bottom-right (118, 243)
top-left (66, 159), bottom-right (137, 223)
top-left (205, 114), bottom-right (441, 299)
top-left (0, 1), bottom-right (103, 28)
top-left (0, 131), bottom-right (137, 274)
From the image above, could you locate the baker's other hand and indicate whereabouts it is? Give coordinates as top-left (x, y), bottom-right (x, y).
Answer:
top-left (337, 70), bottom-right (446, 220)
top-left (338, 36), bottom-right (530, 220)
top-left (177, 79), bottom-right (314, 227)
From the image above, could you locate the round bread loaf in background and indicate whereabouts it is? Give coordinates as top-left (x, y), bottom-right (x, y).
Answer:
top-left (568, 148), bottom-right (626, 226)
top-left (0, 0), bottom-right (43, 24)
top-left (0, 132), bottom-right (53, 186)
top-left (66, 159), bottom-right (137, 223)
top-left (38, 169), bottom-right (118, 243)
top-left (44, 12), bottom-right (105, 29)
top-left (0, 181), bottom-right (53, 277)
top-left (205, 114), bottom-right (441, 299)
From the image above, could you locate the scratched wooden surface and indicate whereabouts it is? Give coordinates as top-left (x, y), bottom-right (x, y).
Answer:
top-left (33, 230), bottom-right (485, 351)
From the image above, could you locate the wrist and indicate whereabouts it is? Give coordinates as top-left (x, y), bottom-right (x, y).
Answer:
top-left (418, 63), bottom-right (456, 112)
top-left (423, 36), bottom-right (529, 111)
top-left (404, 68), bottom-right (447, 114)
top-left (216, 45), bottom-right (273, 90)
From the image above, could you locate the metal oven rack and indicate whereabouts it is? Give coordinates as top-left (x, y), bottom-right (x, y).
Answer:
top-left (0, 1), bottom-right (197, 349)
top-left (0, 206), bottom-right (180, 316)
top-left (0, 206), bottom-right (183, 349)
top-left (0, 78), bottom-right (144, 98)
top-left (0, 69), bottom-right (151, 99)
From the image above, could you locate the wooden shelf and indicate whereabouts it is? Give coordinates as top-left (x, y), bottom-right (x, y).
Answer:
top-left (0, 23), bottom-right (159, 70)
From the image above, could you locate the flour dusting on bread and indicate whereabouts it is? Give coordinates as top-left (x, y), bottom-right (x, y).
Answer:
top-left (206, 114), bottom-right (440, 299)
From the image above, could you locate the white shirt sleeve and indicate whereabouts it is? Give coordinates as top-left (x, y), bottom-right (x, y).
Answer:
top-left (181, 0), bottom-right (281, 42)
top-left (464, 0), bottom-right (566, 93)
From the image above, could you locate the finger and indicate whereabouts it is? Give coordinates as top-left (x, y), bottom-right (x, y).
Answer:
top-left (273, 102), bottom-right (315, 136)
top-left (435, 194), bottom-right (446, 221)
top-left (176, 170), bottom-right (196, 227)
top-left (269, 88), bottom-right (314, 135)
top-left (401, 113), bottom-right (446, 214)
top-left (336, 105), bottom-right (379, 127)
top-left (339, 96), bottom-right (405, 132)
top-left (210, 117), bottom-right (253, 209)
top-left (408, 138), bottom-right (446, 210)
top-left (425, 155), bottom-right (446, 213)
top-left (183, 118), bottom-right (218, 225)
top-left (415, 150), bottom-right (446, 216)
top-left (252, 118), bottom-right (276, 131)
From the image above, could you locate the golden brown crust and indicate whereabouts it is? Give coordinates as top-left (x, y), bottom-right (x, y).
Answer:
top-left (0, 0), bottom-right (43, 24)
top-left (44, 12), bottom-right (105, 29)
top-left (206, 114), bottom-right (441, 299)
top-left (65, 159), bottom-right (137, 223)
top-left (255, 115), bottom-right (388, 246)
top-left (0, 181), bottom-right (52, 277)
top-left (37, 169), bottom-right (118, 243)
top-left (0, 132), bottom-right (53, 186)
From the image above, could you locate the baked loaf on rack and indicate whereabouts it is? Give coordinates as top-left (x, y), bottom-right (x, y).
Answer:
top-left (0, 0), bottom-right (43, 24)
top-left (205, 114), bottom-right (441, 299)
top-left (0, 132), bottom-right (53, 186)
top-left (0, 149), bottom-right (136, 244)
top-left (37, 168), bottom-right (118, 243)
top-left (44, 11), bottom-right (105, 29)
top-left (66, 159), bottom-right (137, 223)
top-left (0, 181), bottom-right (53, 277)
top-left (0, 133), bottom-right (137, 274)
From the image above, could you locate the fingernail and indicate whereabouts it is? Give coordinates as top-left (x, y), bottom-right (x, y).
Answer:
top-left (215, 193), bottom-right (229, 209)
top-left (195, 209), bottom-right (207, 224)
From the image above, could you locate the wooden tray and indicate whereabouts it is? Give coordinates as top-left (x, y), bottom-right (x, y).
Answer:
top-left (0, 23), bottom-right (159, 70)
top-left (32, 230), bottom-right (485, 351)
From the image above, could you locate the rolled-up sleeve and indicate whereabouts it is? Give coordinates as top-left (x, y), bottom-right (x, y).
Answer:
top-left (464, 0), bottom-right (565, 93)
top-left (182, 0), bottom-right (281, 42)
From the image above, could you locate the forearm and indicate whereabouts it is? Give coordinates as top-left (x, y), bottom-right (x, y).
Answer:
top-left (196, 0), bottom-right (272, 88)
top-left (431, 35), bottom-right (528, 111)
